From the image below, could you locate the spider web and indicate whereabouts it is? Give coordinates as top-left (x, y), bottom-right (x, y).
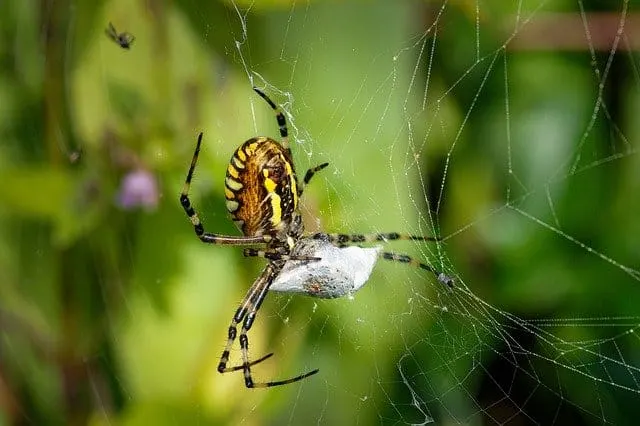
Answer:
top-left (188, 1), bottom-right (638, 424)
top-left (1, 0), bottom-right (639, 425)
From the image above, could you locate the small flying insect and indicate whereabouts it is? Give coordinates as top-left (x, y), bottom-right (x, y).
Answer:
top-left (105, 22), bottom-right (135, 49)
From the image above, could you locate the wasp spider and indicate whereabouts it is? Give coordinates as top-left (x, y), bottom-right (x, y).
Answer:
top-left (180, 88), bottom-right (452, 388)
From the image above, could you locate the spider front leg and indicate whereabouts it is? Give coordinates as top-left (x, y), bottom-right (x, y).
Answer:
top-left (237, 285), bottom-right (319, 388)
top-left (217, 264), bottom-right (319, 388)
top-left (252, 87), bottom-right (328, 198)
top-left (180, 132), bottom-right (270, 245)
top-left (217, 266), bottom-right (274, 375)
top-left (222, 352), bottom-right (275, 372)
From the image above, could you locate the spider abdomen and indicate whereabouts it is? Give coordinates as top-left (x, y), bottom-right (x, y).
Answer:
top-left (225, 137), bottom-right (299, 237)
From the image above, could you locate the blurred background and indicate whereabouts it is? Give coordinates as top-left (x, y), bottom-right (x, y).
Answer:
top-left (1, 0), bottom-right (639, 425)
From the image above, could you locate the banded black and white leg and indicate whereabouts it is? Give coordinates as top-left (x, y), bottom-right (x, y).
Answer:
top-left (217, 263), bottom-right (319, 388)
top-left (311, 232), bottom-right (454, 287)
top-left (180, 132), bottom-right (272, 246)
top-left (253, 87), bottom-right (329, 198)
top-left (243, 248), bottom-right (320, 262)
top-left (298, 162), bottom-right (329, 198)
top-left (253, 87), bottom-right (290, 152)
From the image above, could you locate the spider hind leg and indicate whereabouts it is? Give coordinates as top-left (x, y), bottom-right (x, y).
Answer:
top-left (179, 132), bottom-right (270, 245)
top-left (298, 162), bottom-right (329, 197)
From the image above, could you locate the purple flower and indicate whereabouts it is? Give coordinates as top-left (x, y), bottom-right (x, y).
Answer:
top-left (116, 168), bottom-right (159, 210)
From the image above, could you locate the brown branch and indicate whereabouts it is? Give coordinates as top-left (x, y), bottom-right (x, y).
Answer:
top-left (508, 12), bottom-right (640, 51)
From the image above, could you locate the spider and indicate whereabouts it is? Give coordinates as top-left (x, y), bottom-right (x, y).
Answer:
top-left (105, 22), bottom-right (135, 49)
top-left (180, 87), bottom-right (452, 388)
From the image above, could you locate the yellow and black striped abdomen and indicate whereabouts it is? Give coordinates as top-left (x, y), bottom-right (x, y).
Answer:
top-left (225, 137), bottom-right (299, 237)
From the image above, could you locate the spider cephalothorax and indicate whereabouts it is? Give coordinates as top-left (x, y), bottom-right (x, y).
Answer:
top-left (180, 87), bottom-right (450, 388)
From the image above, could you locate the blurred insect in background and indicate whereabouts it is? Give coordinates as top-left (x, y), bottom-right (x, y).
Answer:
top-left (105, 22), bottom-right (135, 49)
top-left (180, 87), bottom-right (452, 388)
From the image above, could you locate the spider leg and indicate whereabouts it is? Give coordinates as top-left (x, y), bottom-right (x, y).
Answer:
top-left (180, 132), bottom-right (271, 245)
top-left (240, 323), bottom-right (319, 387)
top-left (243, 248), bottom-right (321, 262)
top-left (310, 233), bottom-right (452, 287)
top-left (253, 87), bottom-right (290, 152)
top-left (224, 352), bottom-right (274, 372)
top-left (217, 267), bottom-right (271, 375)
top-left (251, 88), bottom-right (328, 199)
top-left (380, 251), bottom-right (454, 288)
top-left (238, 265), bottom-right (319, 388)
top-left (298, 162), bottom-right (329, 198)
top-left (217, 264), bottom-right (319, 388)
top-left (311, 232), bottom-right (440, 245)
